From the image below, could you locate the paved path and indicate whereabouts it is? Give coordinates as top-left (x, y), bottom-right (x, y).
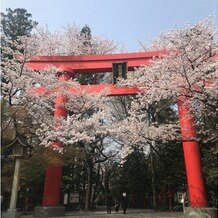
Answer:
top-left (21, 208), bottom-right (184, 218)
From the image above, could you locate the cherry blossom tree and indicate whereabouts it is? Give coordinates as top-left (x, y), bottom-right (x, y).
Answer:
top-left (108, 17), bottom-right (218, 209)
top-left (22, 75), bottom-right (119, 209)
top-left (29, 24), bottom-right (120, 56)
top-left (1, 22), bottom-right (121, 143)
top-left (117, 17), bottom-right (217, 153)
top-left (1, 23), bottom-right (121, 209)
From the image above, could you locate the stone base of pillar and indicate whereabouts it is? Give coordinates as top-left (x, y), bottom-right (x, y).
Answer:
top-left (2, 209), bottom-right (21, 218)
top-left (184, 207), bottom-right (217, 218)
top-left (33, 206), bottom-right (65, 217)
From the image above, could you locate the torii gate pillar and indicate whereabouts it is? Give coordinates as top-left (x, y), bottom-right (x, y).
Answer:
top-left (42, 72), bottom-right (71, 207)
top-left (34, 72), bottom-right (72, 217)
top-left (177, 96), bottom-right (207, 207)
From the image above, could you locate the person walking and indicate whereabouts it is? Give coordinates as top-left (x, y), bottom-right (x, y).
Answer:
top-left (121, 193), bottom-right (127, 214)
top-left (114, 200), bottom-right (120, 213)
top-left (106, 194), bottom-right (113, 214)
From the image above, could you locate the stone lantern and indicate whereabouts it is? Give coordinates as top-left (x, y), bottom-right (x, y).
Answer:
top-left (2, 134), bottom-right (33, 218)
top-left (10, 135), bottom-right (31, 159)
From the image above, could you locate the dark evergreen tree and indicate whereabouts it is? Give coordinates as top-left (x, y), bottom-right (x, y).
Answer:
top-left (80, 24), bottom-right (92, 51)
top-left (124, 147), bottom-right (151, 208)
top-left (1, 8), bottom-right (38, 82)
top-left (111, 147), bottom-right (151, 208)
top-left (1, 8), bottom-right (38, 40)
top-left (201, 143), bottom-right (218, 207)
top-left (76, 24), bottom-right (108, 85)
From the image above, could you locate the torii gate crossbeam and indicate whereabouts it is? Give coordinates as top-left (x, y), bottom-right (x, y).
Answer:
top-left (26, 51), bottom-right (169, 73)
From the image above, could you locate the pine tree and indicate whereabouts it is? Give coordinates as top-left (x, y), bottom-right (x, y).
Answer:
top-left (80, 24), bottom-right (92, 50)
top-left (1, 8), bottom-right (38, 40)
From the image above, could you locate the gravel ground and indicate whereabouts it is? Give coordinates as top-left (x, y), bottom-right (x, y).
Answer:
top-left (20, 208), bottom-right (184, 218)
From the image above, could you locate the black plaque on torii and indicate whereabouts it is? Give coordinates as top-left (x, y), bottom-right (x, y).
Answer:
top-left (112, 62), bottom-right (127, 84)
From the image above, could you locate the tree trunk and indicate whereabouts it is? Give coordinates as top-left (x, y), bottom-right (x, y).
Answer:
top-left (150, 144), bottom-right (156, 210)
top-left (162, 173), bottom-right (167, 211)
top-left (81, 177), bottom-right (86, 208)
top-left (91, 165), bottom-right (101, 209)
top-left (84, 163), bottom-right (93, 210)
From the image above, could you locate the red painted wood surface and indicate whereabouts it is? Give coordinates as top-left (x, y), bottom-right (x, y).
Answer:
top-left (42, 73), bottom-right (71, 207)
top-left (177, 96), bottom-right (207, 207)
top-left (68, 84), bottom-right (138, 96)
top-left (42, 151), bottom-right (63, 206)
top-left (32, 84), bottom-right (138, 96)
top-left (26, 51), bottom-right (169, 73)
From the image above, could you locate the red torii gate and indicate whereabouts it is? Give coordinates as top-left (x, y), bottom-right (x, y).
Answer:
top-left (27, 51), bottom-right (209, 209)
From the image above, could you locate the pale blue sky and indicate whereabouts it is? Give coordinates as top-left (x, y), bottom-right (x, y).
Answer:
top-left (1, 0), bottom-right (217, 51)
